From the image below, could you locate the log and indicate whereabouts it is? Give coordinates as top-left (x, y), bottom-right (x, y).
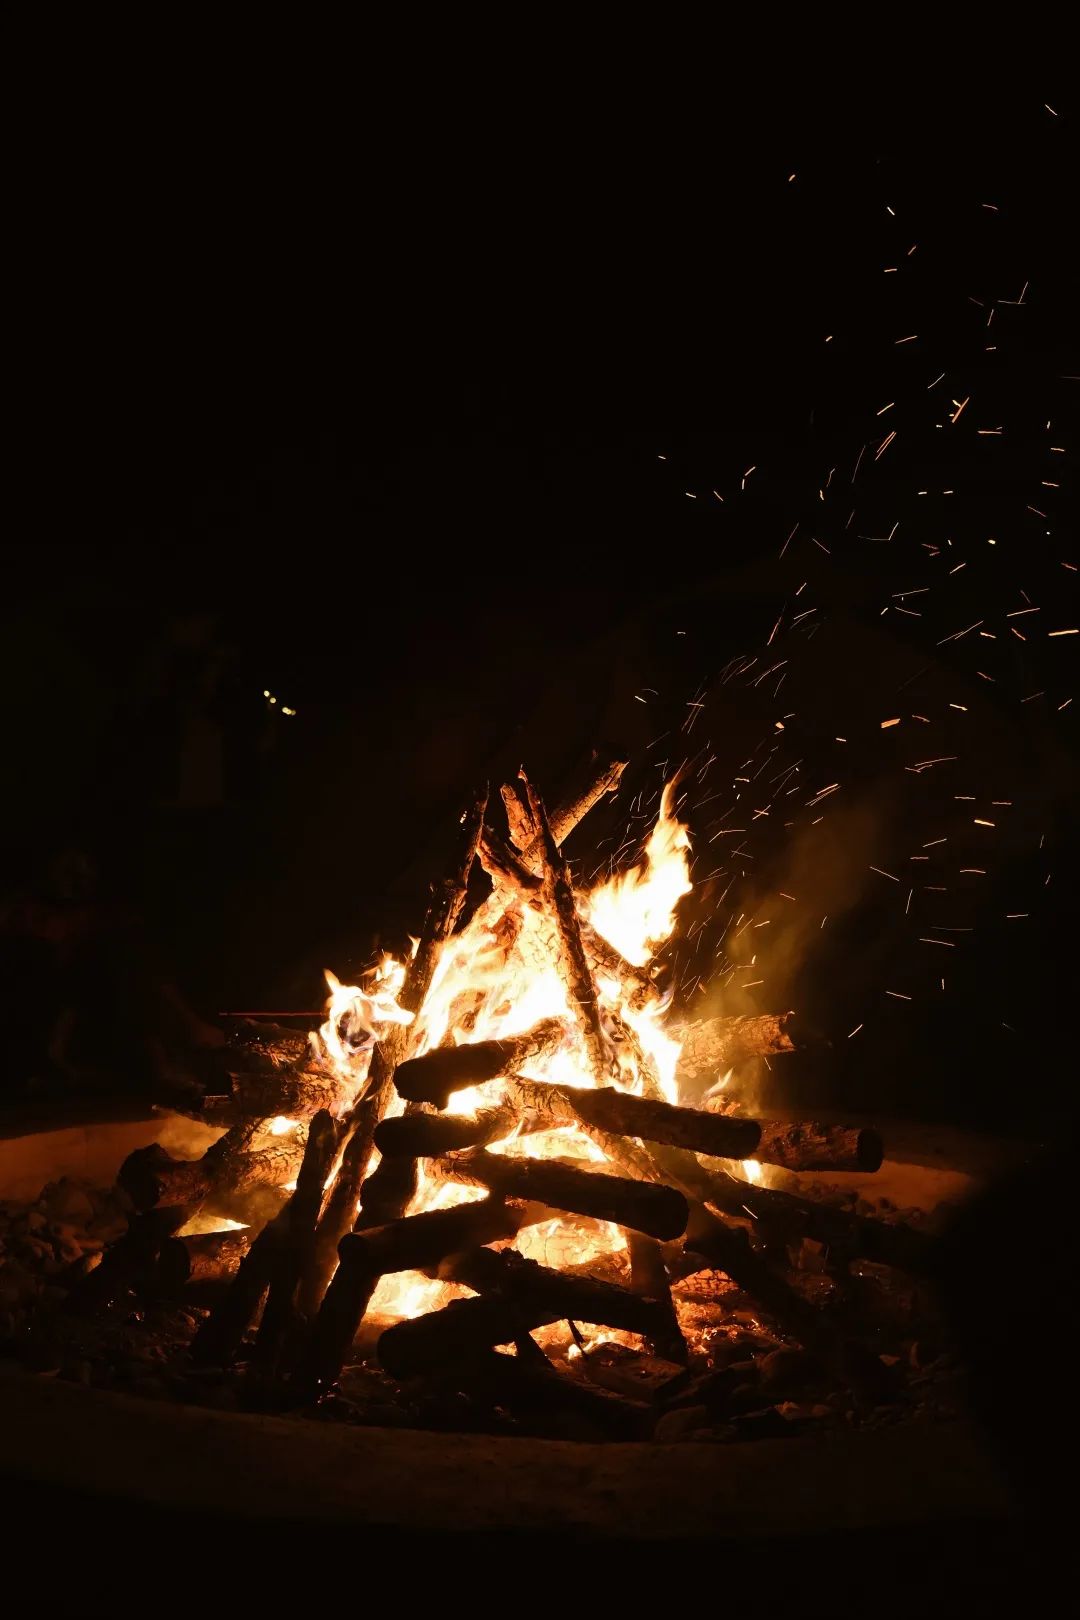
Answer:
top-left (153, 1229), bottom-right (252, 1292)
top-left (373, 1105), bottom-right (530, 1158)
top-left (392, 1017), bottom-right (567, 1109)
top-left (191, 1113), bottom-right (337, 1368)
top-left (435, 1150), bottom-right (689, 1241)
top-left (499, 781), bottom-right (535, 849)
top-left (220, 1019), bottom-right (317, 1072)
top-left (302, 785), bottom-right (489, 1310)
top-left (518, 749), bottom-right (627, 867)
top-left (699, 1169), bottom-right (933, 1275)
top-left (626, 1233), bottom-right (686, 1363)
top-left (436, 1245), bottom-right (673, 1339)
top-left (477, 827), bottom-right (543, 897)
top-left (504, 1078), bottom-right (763, 1162)
top-left (118, 1132), bottom-right (305, 1214)
top-left (251, 1111), bottom-right (341, 1379)
top-left (229, 1067), bottom-right (347, 1121)
top-left (298, 1198), bottom-right (532, 1393)
top-left (672, 1012), bottom-right (798, 1093)
top-left (749, 1120), bottom-right (884, 1174)
top-left (524, 776), bottom-right (615, 1085)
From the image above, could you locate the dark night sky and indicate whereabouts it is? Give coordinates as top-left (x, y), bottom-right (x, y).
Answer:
top-left (4, 85), bottom-right (1076, 1126)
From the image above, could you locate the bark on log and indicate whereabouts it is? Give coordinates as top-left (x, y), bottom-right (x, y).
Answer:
top-left (154, 1229), bottom-right (252, 1292)
top-left (435, 1150), bottom-right (689, 1241)
top-left (251, 1111), bottom-right (341, 1379)
top-left (499, 781), bottom-right (535, 849)
top-left (229, 1067), bottom-right (347, 1121)
top-left (373, 1105), bottom-right (531, 1158)
top-left (672, 1012), bottom-right (798, 1092)
top-left (118, 1132), bottom-right (305, 1214)
top-left (220, 1019), bottom-right (317, 1073)
top-left (298, 1197), bottom-right (532, 1394)
top-left (379, 1261), bottom-right (668, 1377)
top-left (524, 777), bottom-right (615, 1086)
top-left (477, 827), bottom-right (543, 897)
top-left (192, 1113), bottom-right (337, 1368)
top-left (504, 1078), bottom-right (763, 1162)
top-left (518, 750), bottom-right (627, 867)
top-left (392, 1018), bottom-right (567, 1109)
top-left (437, 1245), bottom-right (672, 1337)
top-left (746, 1120), bottom-right (884, 1174)
top-left (303, 786), bottom-right (489, 1310)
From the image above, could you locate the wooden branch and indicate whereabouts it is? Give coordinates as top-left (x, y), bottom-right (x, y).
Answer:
top-left (220, 1019), bottom-right (317, 1073)
top-left (298, 1197), bottom-right (532, 1394)
top-left (523, 776), bottom-right (615, 1085)
top-left (626, 1233), bottom-right (687, 1364)
top-left (303, 785), bottom-right (489, 1310)
top-left (503, 1077), bottom-right (762, 1161)
top-left (373, 1105), bottom-right (529, 1158)
top-left (477, 827), bottom-right (543, 896)
top-left (435, 1150), bottom-right (689, 1240)
top-left (229, 1067), bottom-right (347, 1121)
top-left (438, 1244), bottom-right (671, 1338)
top-left (392, 1017), bottom-right (567, 1109)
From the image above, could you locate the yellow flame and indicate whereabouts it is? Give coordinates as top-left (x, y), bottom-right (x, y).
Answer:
top-left (317, 785), bottom-right (697, 1322)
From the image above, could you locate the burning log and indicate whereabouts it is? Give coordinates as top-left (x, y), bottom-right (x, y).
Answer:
top-left (477, 827), bottom-right (543, 897)
top-left (300, 1198), bottom-right (533, 1392)
top-left (673, 1012), bottom-right (799, 1093)
top-left (524, 776), bottom-right (615, 1085)
top-left (503, 1078), bottom-right (763, 1162)
top-left (378, 1253), bottom-right (670, 1377)
top-left (252, 1110), bottom-right (341, 1378)
top-left (749, 1119), bottom-right (884, 1174)
top-left (229, 1068), bottom-right (347, 1121)
top-left (153, 1228), bottom-right (252, 1292)
top-left (304, 786), bottom-right (489, 1309)
top-left (392, 1017), bottom-right (567, 1109)
top-left (499, 781), bottom-right (535, 848)
top-left (626, 1233), bottom-right (686, 1363)
top-left (66, 1208), bottom-right (186, 1313)
top-left (435, 1150), bottom-right (689, 1240)
top-left (192, 1112), bottom-right (338, 1367)
top-left (518, 749), bottom-right (627, 866)
top-left (373, 1099), bottom-right (554, 1157)
top-left (118, 1131), bottom-right (305, 1214)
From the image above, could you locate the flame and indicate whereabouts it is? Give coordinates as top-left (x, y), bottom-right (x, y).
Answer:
top-left (342, 786), bottom-right (696, 1323)
top-left (585, 780), bottom-right (692, 966)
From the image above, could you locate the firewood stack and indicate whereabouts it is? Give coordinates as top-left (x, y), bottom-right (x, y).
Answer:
top-left (90, 750), bottom-right (927, 1426)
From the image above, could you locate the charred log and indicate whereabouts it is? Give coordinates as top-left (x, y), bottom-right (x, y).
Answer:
top-left (672, 1011), bottom-right (799, 1094)
top-left (298, 1197), bottom-right (531, 1394)
top-left (118, 1131), bottom-right (305, 1214)
top-left (229, 1067), bottom-right (347, 1121)
top-left (499, 781), bottom-right (535, 849)
top-left (304, 785), bottom-right (489, 1309)
top-left (524, 776), bottom-right (615, 1085)
top-left (435, 1150), bottom-right (689, 1241)
top-left (437, 1245), bottom-right (673, 1337)
top-left (392, 1018), bottom-right (566, 1109)
top-left (748, 1119), bottom-right (884, 1174)
top-left (153, 1228), bottom-right (252, 1293)
top-left (505, 1078), bottom-right (762, 1162)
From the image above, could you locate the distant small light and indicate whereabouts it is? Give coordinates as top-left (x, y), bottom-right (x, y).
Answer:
top-left (281, 706), bottom-right (297, 717)
top-left (262, 689), bottom-right (271, 698)
top-left (269, 696), bottom-right (277, 705)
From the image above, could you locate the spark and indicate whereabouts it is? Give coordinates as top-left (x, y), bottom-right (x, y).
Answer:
top-left (870, 866), bottom-right (899, 882)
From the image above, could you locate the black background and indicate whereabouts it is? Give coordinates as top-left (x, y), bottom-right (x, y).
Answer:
top-left (4, 78), bottom-right (1076, 1129)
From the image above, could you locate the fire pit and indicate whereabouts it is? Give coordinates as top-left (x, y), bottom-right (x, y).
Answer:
top-left (1, 754), bottom-right (1024, 1542)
